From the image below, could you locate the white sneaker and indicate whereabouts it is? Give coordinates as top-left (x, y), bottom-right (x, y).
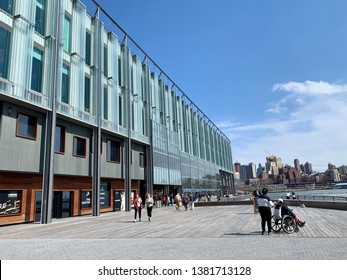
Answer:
top-left (133, 219), bottom-right (136, 223)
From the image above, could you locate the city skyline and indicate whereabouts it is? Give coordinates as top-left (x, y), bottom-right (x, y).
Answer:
top-left (93, 0), bottom-right (347, 172)
top-left (234, 156), bottom-right (341, 174)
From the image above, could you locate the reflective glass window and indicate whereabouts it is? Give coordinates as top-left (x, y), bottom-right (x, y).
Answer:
top-left (17, 113), bottom-right (37, 140)
top-left (63, 15), bottom-right (71, 53)
top-left (73, 136), bottom-right (86, 157)
top-left (0, 27), bottom-right (10, 79)
top-left (61, 64), bottom-right (70, 104)
top-left (107, 140), bottom-right (120, 162)
top-left (103, 86), bottom-right (108, 120)
top-left (0, 0), bottom-right (13, 15)
top-left (31, 47), bottom-right (43, 92)
top-left (54, 125), bottom-right (65, 153)
top-left (84, 76), bottom-right (90, 113)
top-left (85, 31), bottom-right (91, 66)
top-left (35, 0), bottom-right (46, 35)
top-left (104, 46), bottom-right (108, 77)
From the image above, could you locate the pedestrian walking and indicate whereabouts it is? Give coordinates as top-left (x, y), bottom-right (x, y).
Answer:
top-left (257, 187), bottom-right (274, 235)
top-left (133, 193), bottom-right (143, 223)
top-left (252, 187), bottom-right (261, 214)
top-left (145, 193), bottom-right (154, 222)
top-left (174, 193), bottom-right (182, 210)
top-left (120, 191), bottom-right (125, 211)
top-left (182, 194), bottom-right (189, 211)
top-left (189, 193), bottom-right (196, 210)
top-left (166, 195), bottom-right (171, 207)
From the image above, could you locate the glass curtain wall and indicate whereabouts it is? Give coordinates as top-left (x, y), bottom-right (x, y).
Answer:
top-left (0, 28), bottom-right (10, 79)
top-left (31, 47), bottom-right (44, 92)
top-left (0, 0), bottom-right (13, 15)
top-left (35, 0), bottom-right (46, 35)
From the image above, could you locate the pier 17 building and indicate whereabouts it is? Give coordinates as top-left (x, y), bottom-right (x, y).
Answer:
top-left (0, 0), bottom-right (234, 225)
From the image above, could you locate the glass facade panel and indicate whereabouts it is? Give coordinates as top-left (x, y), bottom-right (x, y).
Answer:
top-left (61, 64), bottom-right (70, 104)
top-left (118, 95), bottom-right (123, 126)
top-left (84, 76), bottom-right (90, 112)
top-left (131, 102), bottom-right (134, 130)
top-left (73, 136), bottom-right (86, 157)
top-left (17, 113), bottom-right (37, 139)
top-left (0, 0), bottom-right (13, 15)
top-left (35, 0), bottom-right (46, 35)
top-left (54, 125), bottom-right (65, 153)
top-left (0, 27), bottom-right (10, 79)
top-left (103, 87), bottom-right (108, 120)
top-left (31, 47), bottom-right (43, 92)
top-left (118, 57), bottom-right (121, 86)
top-left (104, 46), bottom-right (108, 77)
top-left (107, 140), bottom-right (120, 162)
top-left (85, 32), bottom-right (91, 66)
top-left (139, 153), bottom-right (145, 168)
top-left (63, 15), bottom-right (71, 53)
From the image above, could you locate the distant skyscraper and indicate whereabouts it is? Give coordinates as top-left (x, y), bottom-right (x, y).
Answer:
top-left (294, 159), bottom-right (301, 173)
top-left (305, 162), bottom-right (313, 175)
top-left (257, 163), bottom-right (265, 177)
top-left (234, 162), bottom-right (241, 173)
top-left (300, 164), bottom-right (305, 174)
top-left (338, 165), bottom-right (347, 175)
top-left (240, 165), bottom-right (248, 180)
top-left (247, 163), bottom-right (257, 179)
top-left (266, 156), bottom-right (282, 175)
top-left (240, 163), bottom-right (256, 180)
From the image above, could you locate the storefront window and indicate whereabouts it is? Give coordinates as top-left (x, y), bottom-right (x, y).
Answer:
top-left (0, 190), bottom-right (21, 215)
top-left (100, 183), bottom-right (110, 208)
top-left (81, 191), bottom-right (92, 209)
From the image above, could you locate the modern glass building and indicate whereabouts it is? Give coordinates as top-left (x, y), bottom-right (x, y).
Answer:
top-left (0, 0), bottom-right (234, 225)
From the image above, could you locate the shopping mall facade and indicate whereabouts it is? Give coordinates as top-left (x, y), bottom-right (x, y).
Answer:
top-left (0, 0), bottom-right (234, 225)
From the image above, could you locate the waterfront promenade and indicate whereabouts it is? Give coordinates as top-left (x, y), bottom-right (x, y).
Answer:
top-left (0, 204), bottom-right (346, 260)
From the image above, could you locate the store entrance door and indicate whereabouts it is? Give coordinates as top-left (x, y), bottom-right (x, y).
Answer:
top-left (53, 191), bottom-right (72, 218)
top-left (35, 191), bottom-right (72, 222)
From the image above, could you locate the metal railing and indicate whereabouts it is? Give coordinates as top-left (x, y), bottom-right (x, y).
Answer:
top-left (296, 195), bottom-right (347, 202)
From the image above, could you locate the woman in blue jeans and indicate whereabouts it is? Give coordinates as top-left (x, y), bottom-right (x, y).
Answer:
top-left (257, 188), bottom-right (274, 235)
top-left (133, 194), bottom-right (142, 222)
top-left (145, 193), bottom-right (154, 222)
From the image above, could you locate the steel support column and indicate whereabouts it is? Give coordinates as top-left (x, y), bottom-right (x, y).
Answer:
top-left (122, 40), bottom-right (132, 211)
top-left (41, 0), bottom-right (61, 224)
top-left (92, 9), bottom-right (102, 216)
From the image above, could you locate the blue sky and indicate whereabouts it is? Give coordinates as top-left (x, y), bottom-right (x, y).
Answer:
top-left (91, 0), bottom-right (347, 172)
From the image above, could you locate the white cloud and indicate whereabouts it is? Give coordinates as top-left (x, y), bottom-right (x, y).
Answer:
top-left (273, 80), bottom-right (347, 95)
top-left (222, 80), bottom-right (347, 171)
top-left (266, 98), bottom-right (288, 114)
